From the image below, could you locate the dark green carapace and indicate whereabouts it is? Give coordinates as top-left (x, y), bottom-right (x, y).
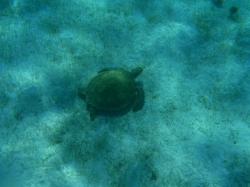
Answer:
top-left (80, 67), bottom-right (144, 121)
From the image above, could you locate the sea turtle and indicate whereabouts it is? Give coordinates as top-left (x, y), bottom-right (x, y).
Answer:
top-left (79, 67), bottom-right (144, 121)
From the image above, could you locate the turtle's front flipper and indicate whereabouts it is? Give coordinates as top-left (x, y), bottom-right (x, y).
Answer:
top-left (131, 67), bottom-right (143, 78)
top-left (89, 106), bottom-right (97, 121)
top-left (132, 87), bottom-right (145, 112)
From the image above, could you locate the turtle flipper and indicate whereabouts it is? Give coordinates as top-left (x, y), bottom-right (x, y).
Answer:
top-left (131, 67), bottom-right (143, 78)
top-left (89, 106), bottom-right (97, 121)
top-left (132, 87), bottom-right (145, 112)
top-left (78, 87), bottom-right (86, 100)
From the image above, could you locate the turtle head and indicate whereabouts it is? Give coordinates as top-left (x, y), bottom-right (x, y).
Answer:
top-left (131, 67), bottom-right (143, 78)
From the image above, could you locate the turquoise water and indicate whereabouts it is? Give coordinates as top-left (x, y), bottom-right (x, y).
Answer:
top-left (1, 0), bottom-right (250, 186)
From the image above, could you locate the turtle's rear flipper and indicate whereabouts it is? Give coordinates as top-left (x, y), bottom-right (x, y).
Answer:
top-left (132, 87), bottom-right (145, 112)
top-left (89, 106), bottom-right (97, 121)
top-left (78, 87), bottom-right (86, 100)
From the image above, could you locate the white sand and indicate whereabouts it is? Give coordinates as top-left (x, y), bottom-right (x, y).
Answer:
top-left (0, 0), bottom-right (250, 186)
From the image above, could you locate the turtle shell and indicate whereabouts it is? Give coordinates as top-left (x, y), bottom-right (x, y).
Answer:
top-left (85, 69), bottom-right (136, 111)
